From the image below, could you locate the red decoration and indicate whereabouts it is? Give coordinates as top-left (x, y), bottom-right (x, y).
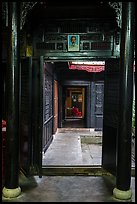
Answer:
top-left (2, 120), bottom-right (6, 128)
top-left (69, 64), bottom-right (105, 72)
top-left (72, 107), bottom-right (82, 117)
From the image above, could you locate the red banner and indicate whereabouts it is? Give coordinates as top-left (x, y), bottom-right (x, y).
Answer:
top-left (69, 64), bottom-right (105, 72)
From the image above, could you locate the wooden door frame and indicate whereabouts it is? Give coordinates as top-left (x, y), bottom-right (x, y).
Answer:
top-left (59, 81), bottom-right (91, 128)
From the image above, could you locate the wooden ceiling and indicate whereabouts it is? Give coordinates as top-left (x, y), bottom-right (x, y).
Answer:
top-left (26, 1), bottom-right (117, 28)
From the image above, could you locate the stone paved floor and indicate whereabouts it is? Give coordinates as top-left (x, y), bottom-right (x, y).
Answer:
top-left (2, 175), bottom-right (135, 202)
top-left (42, 128), bottom-right (102, 166)
top-left (2, 128), bottom-right (135, 202)
top-left (42, 128), bottom-right (135, 167)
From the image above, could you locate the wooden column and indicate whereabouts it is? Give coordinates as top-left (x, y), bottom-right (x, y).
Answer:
top-left (113, 2), bottom-right (135, 201)
top-left (2, 2), bottom-right (21, 198)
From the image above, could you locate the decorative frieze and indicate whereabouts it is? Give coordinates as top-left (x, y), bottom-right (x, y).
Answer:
top-left (108, 2), bottom-right (122, 29)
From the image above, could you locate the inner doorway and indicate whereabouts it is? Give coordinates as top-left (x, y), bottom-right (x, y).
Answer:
top-left (63, 87), bottom-right (86, 128)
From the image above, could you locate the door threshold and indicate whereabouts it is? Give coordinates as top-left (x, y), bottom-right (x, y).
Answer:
top-left (41, 166), bottom-right (135, 177)
top-left (41, 165), bottom-right (112, 176)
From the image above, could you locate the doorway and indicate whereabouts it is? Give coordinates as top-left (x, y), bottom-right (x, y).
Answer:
top-left (19, 57), bottom-right (134, 178)
top-left (62, 87), bottom-right (86, 128)
top-left (42, 60), bottom-right (103, 167)
top-left (65, 87), bottom-right (84, 119)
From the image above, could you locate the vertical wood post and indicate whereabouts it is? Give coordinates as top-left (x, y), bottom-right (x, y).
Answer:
top-left (113, 2), bottom-right (135, 201)
top-left (2, 2), bottom-right (21, 198)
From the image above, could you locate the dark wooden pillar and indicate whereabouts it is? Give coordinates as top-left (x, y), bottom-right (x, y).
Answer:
top-left (2, 2), bottom-right (21, 198)
top-left (113, 2), bottom-right (134, 201)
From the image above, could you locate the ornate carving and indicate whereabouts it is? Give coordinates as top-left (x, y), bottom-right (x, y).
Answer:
top-left (2, 2), bottom-right (38, 29)
top-left (108, 2), bottom-right (122, 29)
top-left (20, 2), bottom-right (38, 29)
